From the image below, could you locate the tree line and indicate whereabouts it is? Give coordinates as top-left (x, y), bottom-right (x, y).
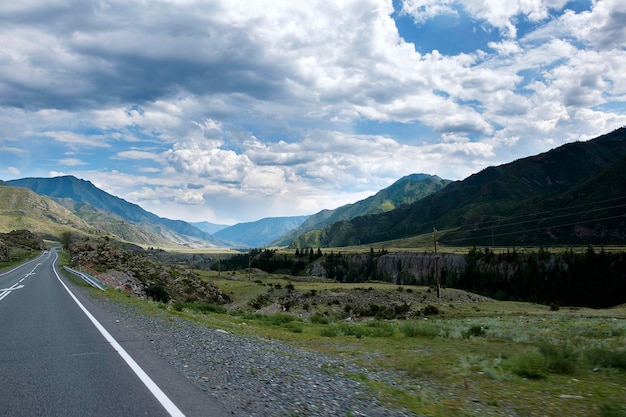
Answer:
top-left (213, 247), bottom-right (626, 308)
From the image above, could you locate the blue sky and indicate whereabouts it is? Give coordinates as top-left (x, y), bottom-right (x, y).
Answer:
top-left (1, 0), bottom-right (625, 225)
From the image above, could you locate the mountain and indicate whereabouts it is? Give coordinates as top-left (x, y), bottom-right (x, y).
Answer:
top-left (6, 175), bottom-right (235, 248)
top-left (0, 184), bottom-right (95, 239)
top-left (291, 128), bottom-right (626, 248)
top-left (191, 221), bottom-right (230, 235)
top-left (213, 216), bottom-right (310, 247)
top-left (273, 174), bottom-right (452, 246)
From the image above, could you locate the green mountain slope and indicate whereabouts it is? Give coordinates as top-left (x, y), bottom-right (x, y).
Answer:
top-left (0, 185), bottom-right (95, 239)
top-left (275, 174), bottom-right (451, 246)
top-left (291, 128), bottom-right (626, 248)
top-left (7, 175), bottom-right (234, 247)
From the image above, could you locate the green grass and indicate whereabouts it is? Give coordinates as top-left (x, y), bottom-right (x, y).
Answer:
top-left (93, 270), bottom-right (626, 417)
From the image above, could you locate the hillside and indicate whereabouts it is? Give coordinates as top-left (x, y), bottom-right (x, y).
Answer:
top-left (275, 174), bottom-right (451, 246)
top-left (191, 221), bottom-right (230, 235)
top-left (7, 175), bottom-right (235, 248)
top-left (213, 215), bottom-right (309, 248)
top-left (291, 128), bottom-right (626, 248)
top-left (0, 184), bottom-right (95, 239)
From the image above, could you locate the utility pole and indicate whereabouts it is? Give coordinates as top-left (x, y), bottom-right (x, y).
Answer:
top-left (433, 227), bottom-right (440, 302)
top-left (248, 251), bottom-right (252, 282)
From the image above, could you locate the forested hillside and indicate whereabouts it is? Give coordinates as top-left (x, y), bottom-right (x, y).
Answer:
top-left (290, 128), bottom-right (626, 248)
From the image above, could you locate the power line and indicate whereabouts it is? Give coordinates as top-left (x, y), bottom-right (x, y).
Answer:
top-left (464, 195), bottom-right (626, 229)
top-left (444, 213), bottom-right (626, 245)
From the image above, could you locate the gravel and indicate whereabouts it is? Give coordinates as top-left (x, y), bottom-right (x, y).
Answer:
top-left (92, 296), bottom-right (419, 417)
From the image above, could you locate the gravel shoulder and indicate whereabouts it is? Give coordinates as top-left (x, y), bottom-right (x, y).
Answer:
top-left (82, 288), bottom-right (418, 417)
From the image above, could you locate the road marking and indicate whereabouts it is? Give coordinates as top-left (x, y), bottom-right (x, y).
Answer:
top-left (51, 251), bottom-right (186, 417)
top-left (0, 254), bottom-right (45, 277)
top-left (0, 283), bottom-right (25, 301)
top-left (0, 284), bottom-right (25, 292)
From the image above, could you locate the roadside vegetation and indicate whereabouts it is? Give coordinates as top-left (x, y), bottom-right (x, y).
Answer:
top-left (94, 267), bottom-right (626, 417)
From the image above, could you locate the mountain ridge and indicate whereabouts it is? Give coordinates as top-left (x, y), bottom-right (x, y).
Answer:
top-left (273, 173), bottom-right (452, 246)
top-left (290, 127), bottom-right (626, 248)
top-left (6, 176), bottom-right (235, 248)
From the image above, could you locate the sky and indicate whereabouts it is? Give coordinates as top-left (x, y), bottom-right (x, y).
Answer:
top-left (1, 0), bottom-right (625, 225)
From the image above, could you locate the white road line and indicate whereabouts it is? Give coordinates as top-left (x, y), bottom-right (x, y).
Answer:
top-left (0, 254), bottom-right (44, 276)
top-left (51, 251), bottom-right (186, 417)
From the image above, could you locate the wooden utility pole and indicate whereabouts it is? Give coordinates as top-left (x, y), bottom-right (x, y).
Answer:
top-left (248, 251), bottom-right (252, 282)
top-left (433, 227), bottom-right (440, 302)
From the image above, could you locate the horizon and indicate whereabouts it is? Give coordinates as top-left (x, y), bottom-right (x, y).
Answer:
top-left (1, 0), bottom-right (625, 224)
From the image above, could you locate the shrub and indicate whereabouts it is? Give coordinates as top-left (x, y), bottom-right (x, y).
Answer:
top-left (599, 402), bottom-right (626, 417)
top-left (423, 305), bottom-right (440, 316)
top-left (248, 293), bottom-right (271, 310)
top-left (462, 325), bottom-right (487, 339)
top-left (365, 321), bottom-right (395, 337)
top-left (320, 326), bottom-right (339, 337)
top-left (285, 322), bottom-right (304, 333)
top-left (400, 322), bottom-right (439, 339)
top-left (509, 351), bottom-right (549, 379)
top-left (310, 313), bottom-right (331, 325)
top-left (538, 343), bottom-right (577, 375)
top-left (267, 313), bottom-right (297, 326)
top-left (145, 284), bottom-right (170, 303)
top-left (585, 348), bottom-right (626, 371)
top-left (184, 302), bottom-right (227, 314)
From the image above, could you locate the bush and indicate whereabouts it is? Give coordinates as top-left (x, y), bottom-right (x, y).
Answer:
top-left (266, 313), bottom-right (297, 326)
top-left (509, 351), bottom-right (549, 379)
top-left (248, 293), bottom-right (271, 310)
top-left (586, 348), bottom-right (626, 371)
top-left (462, 325), bottom-right (487, 339)
top-left (599, 402), bottom-right (626, 417)
top-left (145, 284), bottom-right (170, 303)
top-left (182, 302), bottom-right (227, 314)
top-left (400, 322), bottom-right (439, 339)
top-left (538, 343), bottom-right (577, 375)
top-left (320, 326), bottom-right (339, 337)
top-left (423, 305), bottom-right (440, 316)
top-left (310, 313), bottom-right (331, 325)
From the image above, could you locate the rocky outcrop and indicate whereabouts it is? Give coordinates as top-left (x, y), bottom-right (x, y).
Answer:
top-left (68, 238), bottom-right (231, 304)
top-left (0, 240), bottom-right (9, 262)
top-left (0, 229), bottom-right (46, 251)
top-left (376, 253), bottom-right (467, 284)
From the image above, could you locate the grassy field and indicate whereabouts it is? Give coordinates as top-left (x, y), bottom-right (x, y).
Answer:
top-left (94, 267), bottom-right (626, 417)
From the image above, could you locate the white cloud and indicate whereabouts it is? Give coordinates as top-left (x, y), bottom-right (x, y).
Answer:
top-left (1, 0), bottom-right (625, 224)
top-left (59, 158), bottom-right (87, 166)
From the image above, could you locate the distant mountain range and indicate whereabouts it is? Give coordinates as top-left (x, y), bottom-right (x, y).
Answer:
top-left (3, 128), bottom-right (624, 249)
top-left (212, 216), bottom-right (310, 247)
top-left (291, 127), bottom-right (626, 248)
top-left (3, 171), bottom-right (448, 248)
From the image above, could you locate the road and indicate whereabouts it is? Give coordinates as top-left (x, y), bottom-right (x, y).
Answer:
top-left (0, 249), bottom-right (229, 417)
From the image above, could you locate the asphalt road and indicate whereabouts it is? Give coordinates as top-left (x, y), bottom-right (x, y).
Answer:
top-left (0, 249), bottom-right (230, 417)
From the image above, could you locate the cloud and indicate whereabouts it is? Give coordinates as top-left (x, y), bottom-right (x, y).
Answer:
top-left (59, 158), bottom-right (87, 166)
top-left (1, 0), bottom-right (625, 224)
top-left (114, 150), bottom-right (161, 161)
top-left (402, 0), bottom-right (570, 38)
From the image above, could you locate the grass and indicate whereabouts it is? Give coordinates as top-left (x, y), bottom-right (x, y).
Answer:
top-left (94, 269), bottom-right (626, 417)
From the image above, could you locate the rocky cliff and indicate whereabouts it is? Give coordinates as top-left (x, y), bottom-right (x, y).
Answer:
top-left (310, 252), bottom-right (467, 285)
